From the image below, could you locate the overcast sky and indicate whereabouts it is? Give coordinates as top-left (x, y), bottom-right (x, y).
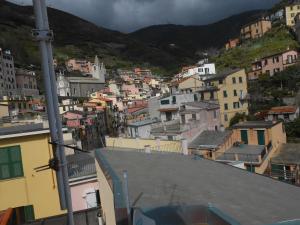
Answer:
top-left (9, 0), bottom-right (279, 32)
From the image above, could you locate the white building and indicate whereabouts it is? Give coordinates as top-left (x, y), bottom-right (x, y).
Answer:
top-left (158, 93), bottom-right (196, 122)
top-left (182, 60), bottom-right (216, 80)
top-left (127, 119), bottom-right (159, 139)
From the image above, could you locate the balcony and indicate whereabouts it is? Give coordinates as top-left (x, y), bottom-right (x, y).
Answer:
top-left (239, 93), bottom-right (250, 102)
top-left (284, 58), bottom-right (298, 65)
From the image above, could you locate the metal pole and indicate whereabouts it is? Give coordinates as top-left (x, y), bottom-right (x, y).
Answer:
top-left (32, 1), bottom-right (74, 225)
top-left (123, 170), bottom-right (131, 225)
top-left (32, 0), bottom-right (66, 209)
top-left (39, 2), bottom-right (75, 223)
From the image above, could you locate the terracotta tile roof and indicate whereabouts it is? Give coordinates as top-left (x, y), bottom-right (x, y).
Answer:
top-left (268, 106), bottom-right (298, 114)
top-left (127, 106), bottom-right (147, 114)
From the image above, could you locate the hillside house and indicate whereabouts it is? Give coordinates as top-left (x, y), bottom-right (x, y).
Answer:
top-left (240, 18), bottom-right (271, 41)
top-left (205, 69), bottom-right (249, 127)
top-left (248, 50), bottom-right (298, 80)
top-left (266, 106), bottom-right (299, 122)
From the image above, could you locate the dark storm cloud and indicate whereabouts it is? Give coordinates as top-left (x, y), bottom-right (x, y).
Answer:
top-left (10, 0), bottom-right (279, 32)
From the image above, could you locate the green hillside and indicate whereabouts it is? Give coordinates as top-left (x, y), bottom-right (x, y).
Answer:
top-left (212, 25), bottom-right (300, 71)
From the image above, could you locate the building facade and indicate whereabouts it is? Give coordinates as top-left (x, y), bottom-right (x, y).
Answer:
top-left (15, 69), bottom-right (39, 96)
top-left (170, 75), bottom-right (205, 94)
top-left (248, 50), bottom-right (298, 79)
top-left (266, 106), bottom-right (299, 122)
top-left (0, 124), bottom-right (64, 221)
top-left (0, 49), bottom-right (16, 97)
top-left (182, 62), bottom-right (216, 79)
top-left (286, 2), bottom-right (300, 26)
top-left (57, 56), bottom-right (106, 97)
top-left (205, 69), bottom-right (249, 127)
top-left (225, 38), bottom-right (240, 50)
top-left (240, 18), bottom-right (271, 41)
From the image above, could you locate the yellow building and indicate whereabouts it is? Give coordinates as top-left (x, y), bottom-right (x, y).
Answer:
top-left (0, 102), bottom-right (9, 118)
top-left (170, 75), bottom-right (205, 94)
top-left (0, 124), bottom-right (64, 222)
top-left (286, 3), bottom-right (300, 26)
top-left (205, 69), bottom-right (249, 127)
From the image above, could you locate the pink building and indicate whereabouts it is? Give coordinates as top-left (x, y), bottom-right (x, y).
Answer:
top-left (63, 111), bottom-right (94, 128)
top-left (67, 154), bottom-right (99, 212)
top-left (122, 84), bottom-right (139, 95)
top-left (248, 50), bottom-right (298, 80)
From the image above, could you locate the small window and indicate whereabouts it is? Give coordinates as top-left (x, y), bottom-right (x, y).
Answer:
top-left (167, 136), bottom-right (173, 141)
top-left (172, 96), bottom-right (176, 104)
top-left (160, 99), bottom-right (170, 105)
top-left (0, 146), bottom-right (23, 180)
top-left (232, 77), bottom-right (236, 84)
top-left (194, 94), bottom-right (198, 102)
top-left (219, 80), bottom-right (223, 84)
top-left (234, 90), bottom-right (237, 96)
top-left (213, 110), bottom-right (217, 119)
top-left (233, 102), bottom-right (240, 109)
top-left (192, 114), bottom-right (197, 120)
top-left (223, 90), bottom-right (228, 98)
top-left (239, 77), bottom-right (243, 83)
top-left (224, 103), bottom-right (228, 110)
top-left (224, 114), bottom-right (228, 121)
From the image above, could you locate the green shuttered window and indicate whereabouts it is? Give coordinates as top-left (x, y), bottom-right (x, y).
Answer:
top-left (0, 145), bottom-right (23, 180)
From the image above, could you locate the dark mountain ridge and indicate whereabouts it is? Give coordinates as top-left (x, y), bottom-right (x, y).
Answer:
top-left (0, 1), bottom-right (267, 74)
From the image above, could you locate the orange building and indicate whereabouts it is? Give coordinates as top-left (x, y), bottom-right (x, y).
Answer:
top-left (225, 38), bottom-right (240, 50)
top-left (241, 18), bottom-right (271, 41)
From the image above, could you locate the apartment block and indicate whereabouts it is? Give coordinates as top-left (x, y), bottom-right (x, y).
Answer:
top-left (0, 49), bottom-right (16, 97)
top-left (285, 1), bottom-right (300, 26)
top-left (240, 18), bottom-right (271, 41)
top-left (205, 69), bottom-right (249, 127)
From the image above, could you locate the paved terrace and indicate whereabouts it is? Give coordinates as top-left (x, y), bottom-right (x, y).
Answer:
top-left (96, 149), bottom-right (300, 225)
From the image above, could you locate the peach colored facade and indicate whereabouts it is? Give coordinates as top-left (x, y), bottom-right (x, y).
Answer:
top-left (241, 19), bottom-right (271, 40)
top-left (248, 50), bottom-right (298, 79)
top-left (70, 181), bottom-right (99, 212)
top-left (225, 38), bottom-right (240, 50)
top-left (121, 84), bottom-right (139, 95)
top-left (232, 122), bottom-right (286, 146)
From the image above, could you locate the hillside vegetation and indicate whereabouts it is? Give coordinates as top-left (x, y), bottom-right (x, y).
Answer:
top-left (212, 25), bottom-right (300, 71)
top-left (0, 1), bottom-right (265, 75)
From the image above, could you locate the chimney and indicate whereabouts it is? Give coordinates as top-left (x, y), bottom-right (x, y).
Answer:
top-left (220, 125), bottom-right (225, 132)
top-left (144, 145), bottom-right (151, 154)
top-left (181, 139), bottom-right (189, 155)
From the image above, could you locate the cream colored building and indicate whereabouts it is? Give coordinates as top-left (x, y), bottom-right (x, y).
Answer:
top-left (286, 3), bottom-right (300, 26)
top-left (170, 75), bottom-right (205, 94)
top-left (205, 69), bottom-right (249, 127)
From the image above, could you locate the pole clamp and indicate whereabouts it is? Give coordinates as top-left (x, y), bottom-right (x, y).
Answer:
top-left (32, 29), bottom-right (54, 41)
